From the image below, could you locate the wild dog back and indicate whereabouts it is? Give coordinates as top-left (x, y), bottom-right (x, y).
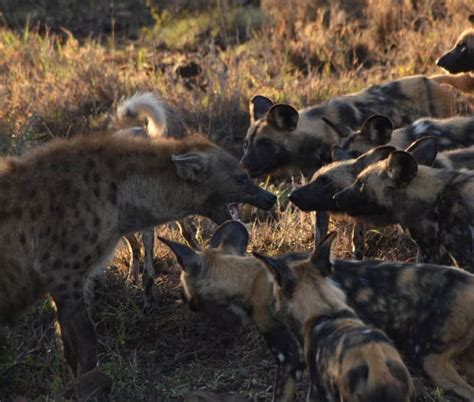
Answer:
top-left (255, 233), bottom-right (414, 402)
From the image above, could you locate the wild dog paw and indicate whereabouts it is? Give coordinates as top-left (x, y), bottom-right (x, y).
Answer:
top-left (74, 368), bottom-right (112, 400)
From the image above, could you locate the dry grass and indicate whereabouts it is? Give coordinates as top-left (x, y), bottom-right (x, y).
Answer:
top-left (0, 0), bottom-right (472, 400)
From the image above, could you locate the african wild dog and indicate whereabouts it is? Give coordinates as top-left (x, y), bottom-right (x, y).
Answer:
top-left (159, 221), bottom-right (306, 402)
top-left (256, 232), bottom-right (474, 401)
top-left (241, 75), bottom-right (465, 243)
top-left (290, 132), bottom-right (474, 259)
top-left (254, 233), bottom-right (414, 402)
top-left (327, 114), bottom-right (474, 160)
top-left (0, 135), bottom-right (275, 397)
top-left (436, 16), bottom-right (474, 74)
top-left (333, 148), bottom-right (474, 269)
top-left (113, 92), bottom-right (200, 310)
top-left (163, 222), bottom-right (474, 401)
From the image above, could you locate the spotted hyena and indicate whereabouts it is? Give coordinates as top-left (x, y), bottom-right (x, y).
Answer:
top-left (0, 134), bottom-right (276, 397)
top-left (254, 233), bottom-right (414, 402)
top-left (333, 148), bottom-right (474, 269)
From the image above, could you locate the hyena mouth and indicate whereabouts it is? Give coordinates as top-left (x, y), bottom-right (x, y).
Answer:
top-left (228, 203), bottom-right (241, 220)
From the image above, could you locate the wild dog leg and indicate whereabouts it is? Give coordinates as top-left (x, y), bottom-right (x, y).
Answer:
top-left (441, 225), bottom-right (473, 271)
top-left (423, 353), bottom-right (474, 401)
top-left (351, 223), bottom-right (365, 260)
top-left (457, 344), bottom-right (474, 385)
top-left (315, 212), bottom-right (329, 246)
top-left (142, 228), bottom-right (156, 309)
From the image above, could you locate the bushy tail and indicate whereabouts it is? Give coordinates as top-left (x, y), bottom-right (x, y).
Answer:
top-left (116, 92), bottom-right (168, 137)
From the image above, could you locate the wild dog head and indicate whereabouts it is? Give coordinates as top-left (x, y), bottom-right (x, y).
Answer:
top-left (241, 96), bottom-right (337, 177)
top-left (253, 232), bottom-right (348, 336)
top-left (288, 146), bottom-right (395, 212)
top-left (255, 234), bottom-right (414, 402)
top-left (172, 141), bottom-right (277, 223)
top-left (437, 17), bottom-right (474, 73)
top-left (333, 150), bottom-right (424, 218)
top-left (325, 115), bottom-right (394, 160)
top-left (159, 221), bottom-right (255, 326)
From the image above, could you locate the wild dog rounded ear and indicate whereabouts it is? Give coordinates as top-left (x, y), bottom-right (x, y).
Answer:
top-left (355, 145), bottom-right (396, 170)
top-left (311, 231), bottom-right (337, 277)
top-left (250, 95), bottom-right (274, 122)
top-left (469, 15), bottom-right (474, 25)
top-left (253, 251), bottom-right (293, 290)
top-left (360, 115), bottom-right (394, 145)
top-left (266, 104), bottom-right (299, 131)
top-left (332, 145), bottom-right (352, 161)
top-left (405, 136), bottom-right (439, 166)
top-left (322, 117), bottom-right (353, 138)
top-left (158, 237), bottom-right (202, 275)
top-left (386, 151), bottom-right (418, 187)
top-left (172, 153), bottom-right (209, 182)
top-left (210, 220), bottom-right (249, 256)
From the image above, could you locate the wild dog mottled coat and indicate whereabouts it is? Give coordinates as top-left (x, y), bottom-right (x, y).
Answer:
top-left (333, 149), bottom-right (474, 269)
top-left (254, 233), bottom-right (414, 402)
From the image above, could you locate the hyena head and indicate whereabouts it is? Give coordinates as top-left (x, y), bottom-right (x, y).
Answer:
top-left (288, 146), bottom-right (395, 212)
top-left (327, 115), bottom-right (394, 159)
top-left (172, 143), bottom-right (277, 223)
top-left (253, 232), bottom-right (348, 335)
top-left (333, 150), bottom-right (420, 217)
top-left (437, 17), bottom-right (474, 74)
top-left (159, 221), bottom-right (255, 326)
top-left (241, 96), bottom-right (335, 176)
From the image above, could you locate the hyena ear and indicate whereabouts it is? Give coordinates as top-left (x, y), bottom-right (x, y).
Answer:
top-left (253, 251), bottom-right (293, 290)
top-left (360, 115), bottom-right (394, 145)
top-left (322, 117), bottom-right (353, 138)
top-left (311, 231), bottom-right (337, 277)
top-left (386, 151), bottom-right (418, 187)
top-left (355, 145), bottom-right (396, 170)
top-left (332, 145), bottom-right (352, 161)
top-left (210, 220), bottom-right (249, 255)
top-left (469, 14), bottom-right (474, 25)
top-left (250, 95), bottom-right (274, 122)
top-left (172, 153), bottom-right (209, 182)
top-left (405, 136), bottom-right (438, 166)
top-left (158, 237), bottom-right (202, 275)
top-left (266, 104), bottom-right (299, 131)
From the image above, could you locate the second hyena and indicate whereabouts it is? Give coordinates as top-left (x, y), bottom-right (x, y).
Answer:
top-left (254, 233), bottom-right (414, 402)
top-left (0, 134), bottom-right (275, 397)
top-left (333, 149), bottom-right (474, 269)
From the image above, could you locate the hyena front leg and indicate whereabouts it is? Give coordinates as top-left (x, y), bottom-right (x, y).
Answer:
top-left (351, 223), bottom-right (365, 260)
top-left (52, 290), bottom-right (97, 375)
top-left (315, 212), bottom-right (329, 246)
top-left (142, 228), bottom-right (156, 310)
top-left (123, 233), bottom-right (141, 282)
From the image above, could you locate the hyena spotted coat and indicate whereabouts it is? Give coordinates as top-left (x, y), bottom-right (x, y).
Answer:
top-left (254, 233), bottom-right (414, 402)
top-left (159, 221), bottom-right (305, 402)
top-left (0, 135), bottom-right (276, 396)
top-left (331, 114), bottom-right (474, 160)
top-left (290, 136), bottom-right (474, 259)
top-left (333, 149), bottom-right (474, 269)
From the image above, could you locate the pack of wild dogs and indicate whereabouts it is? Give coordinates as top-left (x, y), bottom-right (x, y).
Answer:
top-left (1, 19), bottom-right (474, 402)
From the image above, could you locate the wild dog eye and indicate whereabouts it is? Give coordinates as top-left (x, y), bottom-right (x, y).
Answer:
top-left (458, 43), bottom-right (467, 53)
top-left (235, 174), bottom-right (249, 185)
top-left (319, 176), bottom-right (331, 185)
top-left (357, 180), bottom-right (366, 192)
top-left (350, 151), bottom-right (361, 158)
top-left (258, 138), bottom-right (272, 146)
top-left (243, 139), bottom-right (249, 149)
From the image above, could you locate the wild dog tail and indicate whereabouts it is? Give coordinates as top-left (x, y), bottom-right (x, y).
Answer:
top-left (117, 91), bottom-right (170, 137)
